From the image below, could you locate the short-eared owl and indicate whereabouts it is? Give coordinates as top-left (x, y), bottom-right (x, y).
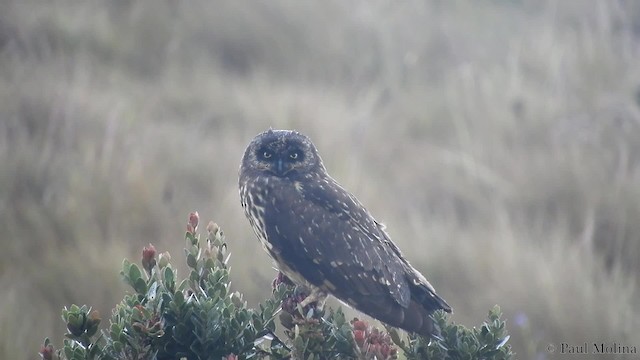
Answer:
top-left (239, 129), bottom-right (451, 337)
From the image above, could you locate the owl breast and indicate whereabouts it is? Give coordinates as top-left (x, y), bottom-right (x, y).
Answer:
top-left (239, 174), bottom-right (314, 286)
top-left (239, 178), bottom-right (272, 255)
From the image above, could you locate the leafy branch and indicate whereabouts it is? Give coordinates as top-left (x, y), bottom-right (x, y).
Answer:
top-left (41, 212), bottom-right (513, 360)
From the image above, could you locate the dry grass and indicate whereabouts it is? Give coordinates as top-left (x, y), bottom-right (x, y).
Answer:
top-left (1, 0), bottom-right (640, 358)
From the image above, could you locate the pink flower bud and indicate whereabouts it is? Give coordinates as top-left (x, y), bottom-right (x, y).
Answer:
top-left (39, 344), bottom-right (54, 360)
top-left (354, 329), bottom-right (365, 347)
top-left (188, 211), bottom-right (199, 233)
top-left (142, 244), bottom-right (157, 273)
top-left (352, 319), bottom-right (368, 331)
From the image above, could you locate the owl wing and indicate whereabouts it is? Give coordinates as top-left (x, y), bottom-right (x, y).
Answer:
top-left (268, 176), bottom-right (412, 308)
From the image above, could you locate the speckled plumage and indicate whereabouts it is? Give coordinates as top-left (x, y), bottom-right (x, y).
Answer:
top-left (239, 129), bottom-right (451, 337)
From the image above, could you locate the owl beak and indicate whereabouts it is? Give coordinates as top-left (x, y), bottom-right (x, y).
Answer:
top-left (272, 158), bottom-right (292, 176)
top-left (277, 159), bottom-right (285, 174)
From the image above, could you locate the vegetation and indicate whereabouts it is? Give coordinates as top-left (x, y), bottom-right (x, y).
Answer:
top-left (40, 214), bottom-right (512, 359)
top-left (1, 0), bottom-right (640, 359)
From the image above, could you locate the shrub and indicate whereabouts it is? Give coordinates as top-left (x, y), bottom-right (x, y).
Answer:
top-left (41, 213), bottom-right (512, 360)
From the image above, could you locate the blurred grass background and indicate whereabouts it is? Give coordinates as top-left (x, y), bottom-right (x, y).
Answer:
top-left (1, 0), bottom-right (640, 358)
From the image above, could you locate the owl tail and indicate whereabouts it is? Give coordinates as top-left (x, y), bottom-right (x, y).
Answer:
top-left (403, 301), bottom-right (440, 337)
top-left (412, 282), bottom-right (452, 314)
top-left (363, 289), bottom-right (450, 338)
top-left (404, 281), bottom-right (452, 337)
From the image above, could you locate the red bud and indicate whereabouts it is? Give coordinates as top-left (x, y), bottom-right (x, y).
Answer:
top-left (188, 211), bottom-right (199, 233)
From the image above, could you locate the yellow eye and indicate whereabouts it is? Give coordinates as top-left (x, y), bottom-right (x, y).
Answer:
top-left (263, 151), bottom-right (272, 159)
top-left (290, 152), bottom-right (299, 159)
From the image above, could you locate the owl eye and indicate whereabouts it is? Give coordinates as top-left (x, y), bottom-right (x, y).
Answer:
top-left (289, 151), bottom-right (299, 160)
top-left (262, 150), bottom-right (273, 159)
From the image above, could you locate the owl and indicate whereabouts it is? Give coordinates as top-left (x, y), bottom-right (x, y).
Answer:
top-left (239, 129), bottom-right (451, 337)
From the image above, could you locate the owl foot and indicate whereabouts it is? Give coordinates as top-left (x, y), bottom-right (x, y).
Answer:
top-left (299, 287), bottom-right (327, 309)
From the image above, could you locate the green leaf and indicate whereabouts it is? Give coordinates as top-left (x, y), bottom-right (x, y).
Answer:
top-left (87, 343), bottom-right (101, 358)
top-left (205, 258), bottom-right (216, 271)
top-left (187, 253), bottom-right (197, 269)
top-left (75, 348), bottom-right (86, 360)
top-left (387, 326), bottom-right (404, 348)
top-left (129, 264), bottom-right (143, 283)
top-left (86, 323), bottom-right (99, 337)
top-left (189, 270), bottom-right (199, 282)
top-left (113, 340), bottom-right (123, 353)
top-left (110, 323), bottom-right (122, 337)
top-left (164, 267), bottom-right (175, 291)
top-left (178, 278), bottom-right (189, 291)
top-left (173, 290), bottom-right (185, 307)
top-left (64, 344), bottom-right (74, 359)
top-left (133, 277), bottom-right (147, 294)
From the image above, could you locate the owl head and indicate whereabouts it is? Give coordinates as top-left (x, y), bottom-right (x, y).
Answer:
top-left (240, 129), bottom-right (326, 180)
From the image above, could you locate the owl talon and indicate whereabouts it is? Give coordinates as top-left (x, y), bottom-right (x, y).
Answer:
top-left (299, 288), bottom-right (327, 309)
